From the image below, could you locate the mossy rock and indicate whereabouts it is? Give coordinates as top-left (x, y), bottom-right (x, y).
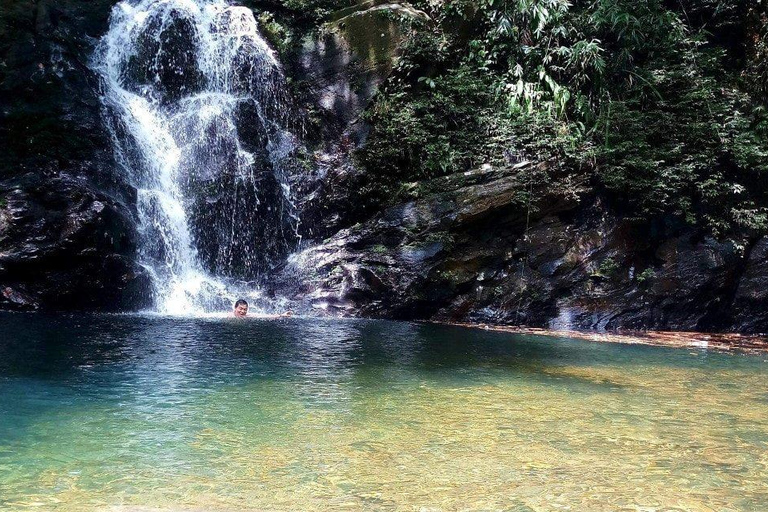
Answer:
top-left (327, 2), bottom-right (427, 70)
top-left (297, 2), bottom-right (428, 127)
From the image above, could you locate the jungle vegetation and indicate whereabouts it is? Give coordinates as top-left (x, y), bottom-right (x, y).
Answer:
top-left (352, 0), bottom-right (768, 242)
top-left (260, 0), bottom-right (768, 241)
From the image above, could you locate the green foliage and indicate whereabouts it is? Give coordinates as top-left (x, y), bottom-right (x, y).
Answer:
top-left (357, 0), bottom-right (768, 239)
top-left (356, 24), bottom-right (590, 197)
top-left (257, 12), bottom-right (293, 53)
top-left (635, 267), bottom-right (655, 286)
top-left (744, 9), bottom-right (768, 103)
top-left (591, 257), bottom-right (620, 279)
top-left (276, 0), bottom-right (349, 22)
top-left (358, 67), bottom-right (498, 182)
top-left (596, 60), bottom-right (768, 235)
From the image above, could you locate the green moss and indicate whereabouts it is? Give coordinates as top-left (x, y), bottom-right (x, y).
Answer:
top-left (328, 9), bottom-right (405, 71)
top-left (590, 257), bottom-right (621, 280)
top-left (371, 244), bottom-right (388, 254)
top-left (434, 268), bottom-right (468, 286)
top-left (404, 231), bottom-right (455, 251)
top-left (636, 268), bottom-right (656, 287)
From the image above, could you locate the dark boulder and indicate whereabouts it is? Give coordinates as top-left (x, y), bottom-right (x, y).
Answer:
top-left (0, 0), bottom-right (149, 311)
top-left (122, 6), bottom-right (205, 103)
top-left (0, 175), bottom-right (150, 310)
top-left (275, 159), bottom-right (768, 333)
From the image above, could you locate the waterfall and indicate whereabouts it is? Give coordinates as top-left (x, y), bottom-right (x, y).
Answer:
top-left (93, 0), bottom-right (302, 314)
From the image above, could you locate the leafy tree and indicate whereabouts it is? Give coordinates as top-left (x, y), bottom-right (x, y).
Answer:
top-left (357, 0), bottom-right (768, 239)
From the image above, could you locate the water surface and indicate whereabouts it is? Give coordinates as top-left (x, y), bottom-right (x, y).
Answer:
top-left (1, 314), bottom-right (767, 511)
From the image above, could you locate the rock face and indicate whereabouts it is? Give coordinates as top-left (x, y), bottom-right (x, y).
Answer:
top-left (274, 159), bottom-right (768, 333)
top-left (285, 0), bottom-right (429, 239)
top-left (2, 0), bottom-right (768, 333)
top-left (0, 176), bottom-right (150, 310)
top-left (267, 2), bottom-right (768, 333)
top-left (0, 0), bottom-right (150, 310)
top-left (293, 0), bottom-right (428, 140)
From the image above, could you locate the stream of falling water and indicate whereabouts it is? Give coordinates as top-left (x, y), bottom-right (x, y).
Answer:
top-left (93, 0), bottom-right (302, 314)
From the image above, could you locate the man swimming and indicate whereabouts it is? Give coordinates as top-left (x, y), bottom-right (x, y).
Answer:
top-left (233, 299), bottom-right (248, 318)
top-left (233, 299), bottom-right (295, 319)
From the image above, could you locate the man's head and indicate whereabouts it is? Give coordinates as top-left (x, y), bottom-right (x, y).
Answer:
top-left (234, 299), bottom-right (248, 318)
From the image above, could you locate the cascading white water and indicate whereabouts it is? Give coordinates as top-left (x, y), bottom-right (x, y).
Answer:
top-left (93, 0), bottom-right (302, 314)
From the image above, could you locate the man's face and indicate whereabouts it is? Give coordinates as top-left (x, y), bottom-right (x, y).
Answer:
top-left (234, 303), bottom-right (248, 318)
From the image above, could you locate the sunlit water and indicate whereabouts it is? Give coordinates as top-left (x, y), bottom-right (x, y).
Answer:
top-left (1, 314), bottom-right (767, 511)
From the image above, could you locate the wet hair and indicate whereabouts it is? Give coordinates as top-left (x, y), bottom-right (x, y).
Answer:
top-left (234, 299), bottom-right (248, 308)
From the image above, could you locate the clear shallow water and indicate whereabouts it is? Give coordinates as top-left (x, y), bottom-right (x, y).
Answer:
top-left (1, 314), bottom-right (767, 511)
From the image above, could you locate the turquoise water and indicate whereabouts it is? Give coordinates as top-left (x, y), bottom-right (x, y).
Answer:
top-left (1, 314), bottom-right (767, 511)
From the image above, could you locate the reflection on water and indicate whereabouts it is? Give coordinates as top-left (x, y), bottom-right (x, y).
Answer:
top-left (1, 314), bottom-right (767, 511)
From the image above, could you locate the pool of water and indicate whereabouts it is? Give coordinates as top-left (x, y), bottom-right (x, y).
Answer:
top-left (1, 314), bottom-right (767, 511)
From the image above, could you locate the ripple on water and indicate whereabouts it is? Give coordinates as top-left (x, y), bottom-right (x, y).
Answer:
top-left (1, 315), bottom-right (767, 511)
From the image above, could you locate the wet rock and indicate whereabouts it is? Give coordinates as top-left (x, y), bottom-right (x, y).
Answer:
top-left (731, 237), bottom-right (768, 331)
top-left (274, 161), bottom-right (585, 318)
top-left (1, 286), bottom-right (36, 311)
top-left (0, 176), bottom-right (151, 310)
top-left (124, 6), bottom-right (205, 102)
top-left (0, 0), bottom-right (149, 311)
top-left (276, 159), bottom-right (768, 333)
